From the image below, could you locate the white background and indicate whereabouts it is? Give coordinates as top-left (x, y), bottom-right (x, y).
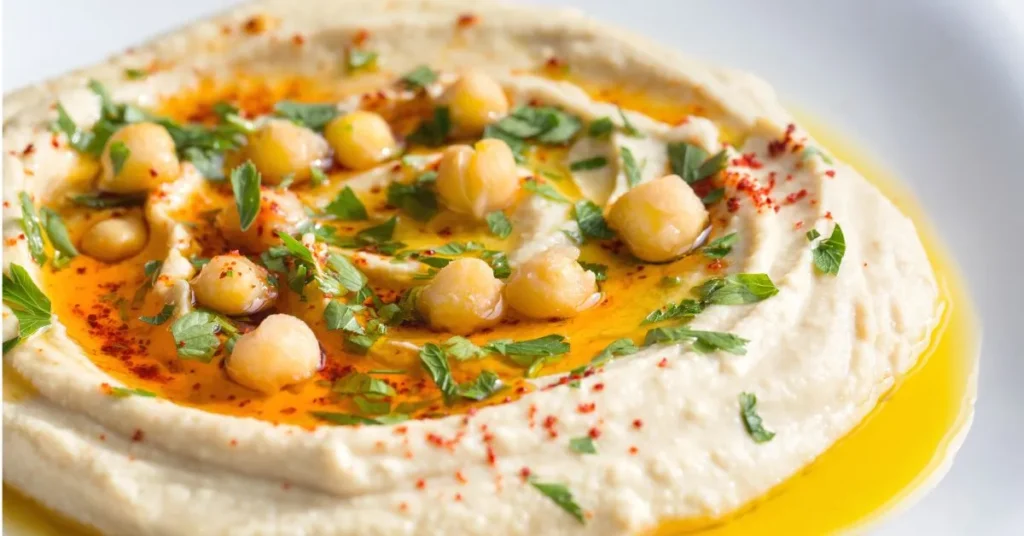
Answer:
top-left (4, 1), bottom-right (1024, 534)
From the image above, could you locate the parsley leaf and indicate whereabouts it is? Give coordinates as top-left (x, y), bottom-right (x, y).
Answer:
top-left (345, 318), bottom-right (387, 355)
top-left (485, 211), bottom-right (513, 239)
top-left (805, 229), bottom-right (821, 241)
top-left (400, 65), bottom-right (438, 90)
top-left (643, 326), bottom-right (749, 355)
top-left (39, 207), bottom-right (78, 265)
top-left (51, 103), bottom-right (94, 153)
top-left (569, 436), bottom-right (597, 454)
top-left (310, 166), bottom-right (328, 187)
top-left (311, 411), bottom-right (409, 426)
top-left (69, 192), bottom-right (147, 209)
top-left (587, 117), bottom-right (613, 138)
top-left (108, 141), bottom-right (131, 176)
top-left (419, 343), bottom-right (457, 404)
top-left (444, 336), bottom-right (486, 360)
top-left (620, 146), bottom-right (642, 188)
top-left (485, 334), bottom-right (570, 367)
top-left (578, 261), bottom-right (607, 282)
top-left (668, 142), bottom-right (728, 184)
top-left (739, 392), bottom-right (775, 443)
top-left (229, 161), bottom-right (261, 232)
top-left (589, 338), bottom-right (638, 369)
top-left (523, 179), bottom-right (569, 203)
top-left (387, 181), bottom-right (438, 221)
top-left (529, 480), bottom-right (586, 524)
top-left (812, 224), bottom-right (845, 275)
top-left (346, 49), bottom-right (378, 71)
top-left (139, 304), bottom-right (175, 326)
top-left (324, 186), bottom-right (368, 220)
top-left (2, 264), bottom-right (52, 350)
top-left (123, 68), bottom-right (148, 80)
top-left (702, 187), bottom-right (725, 206)
top-left (616, 106), bottom-right (642, 138)
top-left (457, 370), bottom-right (501, 401)
top-left (570, 156), bottom-right (608, 172)
top-left (356, 216), bottom-right (398, 244)
top-left (406, 107), bottom-right (451, 146)
top-left (334, 371), bottom-right (395, 397)
top-left (573, 200), bottom-right (614, 241)
top-left (641, 298), bottom-right (703, 325)
top-left (273, 101), bottom-right (339, 130)
top-left (694, 274), bottom-right (779, 305)
top-left (703, 232), bottom-right (738, 259)
top-left (109, 386), bottom-right (156, 397)
top-left (801, 146), bottom-right (835, 165)
top-left (324, 300), bottom-right (364, 334)
top-left (18, 192), bottom-right (47, 265)
top-left (481, 250), bottom-right (511, 278)
top-left (170, 311), bottom-right (222, 361)
top-left (491, 106), bottom-right (581, 146)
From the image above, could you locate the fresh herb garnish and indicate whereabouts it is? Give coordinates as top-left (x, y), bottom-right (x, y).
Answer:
top-left (529, 480), bottom-right (586, 524)
top-left (485, 211), bottom-right (513, 239)
top-left (701, 187), bottom-right (725, 206)
top-left (667, 142), bottom-right (728, 184)
top-left (123, 68), bottom-right (148, 80)
top-left (273, 101), bottom-right (339, 130)
top-left (419, 343), bottom-right (457, 404)
top-left (489, 105), bottom-right (581, 147)
top-left (18, 192), bottom-right (47, 265)
top-left (694, 273), bottom-right (778, 305)
top-left (69, 192), bottom-right (147, 209)
top-left (139, 304), bottom-right (175, 326)
top-left (573, 200), bottom-right (614, 241)
top-left (805, 229), bottom-right (821, 241)
top-left (400, 65), bottom-right (438, 90)
top-left (169, 311), bottom-right (223, 361)
top-left (39, 207), bottom-right (78, 266)
top-left (387, 180), bottom-right (438, 221)
top-left (346, 49), bottom-right (378, 71)
top-left (620, 146), bottom-right (642, 188)
top-left (801, 146), bottom-right (834, 165)
top-left (406, 107), bottom-right (451, 146)
top-left (333, 371), bottom-right (395, 397)
top-left (587, 117), bottom-right (614, 138)
top-left (324, 300), bottom-right (364, 334)
top-left (739, 392), bottom-right (775, 443)
top-left (108, 141), bottom-right (131, 176)
top-left (578, 261), bottom-right (607, 282)
top-left (457, 370), bottom-right (502, 401)
top-left (523, 179), bottom-right (569, 203)
top-left (108, 386), bottom-right (156, 397)
top-left (616, 106), bottom-right (642, 137)
top-left (481, 250), bottom-right (511, 278)
top-left (811, 224), bottom-right (845, 275)
top-left (643, 326), bottom-right (748, 355)
top-left (356, 216), bottom-right (398, 244)
top-left (310, 166), bottom-right (329, 187)
top-left (569, 436), bottom-right (597, 454)
top-left (569, 156), bottom-right (608, 172)
top-left (703, 232), bottom-right (738, 259)
top-left (641, 299), bottom-right (703, 325)
top-left (311, 411), bottom-right (409, 426)
top-left (2, 264), bottom-right (52, 352)
top-left (344, 318), bottom-right (387, 354)
top-left (324, 186), bottom-right (368, 220)
top-left (229, 161), bottom-right (261, 232)
top-left (443, 336), bottom-right (486, 360)
top-left (485, 334), bottom-right (570, 367)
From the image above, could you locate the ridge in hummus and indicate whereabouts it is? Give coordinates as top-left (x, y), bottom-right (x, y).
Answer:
top-left (1, 1), bottom-right (974, 535)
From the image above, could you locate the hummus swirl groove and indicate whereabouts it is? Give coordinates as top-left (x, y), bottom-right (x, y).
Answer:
top-left (2, 1), bottom-right (940, 534)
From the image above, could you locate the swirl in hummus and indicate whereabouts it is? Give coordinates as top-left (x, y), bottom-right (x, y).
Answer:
top-left (2, 1), bottom-right (940, 534)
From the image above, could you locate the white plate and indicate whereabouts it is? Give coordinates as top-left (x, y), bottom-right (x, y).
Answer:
top-left (4, 1), bottom-right (1023, 533)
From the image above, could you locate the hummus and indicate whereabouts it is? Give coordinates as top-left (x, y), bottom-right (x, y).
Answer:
top-left (2, 0), bottom-right (940, 534)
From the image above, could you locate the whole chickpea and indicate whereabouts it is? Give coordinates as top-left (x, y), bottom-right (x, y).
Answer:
top-left (217, 189), bottom-right (309, 253)
top-left (505, 247), bottom-right (599, 319)
top-left (435, 139), bottom-right (519, 219)
top-left (79, 215), bottom-right (148, 262)
top-left (607, 174), bottom-right (709, 262)
top-left (226, 314), bottom-right (321, 394)
top-left (323, 110), bottom-right (398, 170)
top-left (445, 71), bottom-right (509, 135)
top-left (191, 254), bottom-right (277, 316)
top-left (98, 122), bottom-right (181, 194)
top-left (417, 258), bottom-right (504, 334)
top-left (246, 119), bottom-right (329, 184)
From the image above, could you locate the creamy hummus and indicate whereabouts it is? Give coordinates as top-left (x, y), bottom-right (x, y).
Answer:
top-left (2, 0), bottom-right (940, 534)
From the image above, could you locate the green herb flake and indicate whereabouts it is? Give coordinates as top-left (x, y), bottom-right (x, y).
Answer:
top-left (2, 264), bottom-right (52, 351)
top-left (333, 371), bottom-right (395, 397)
top-left (812, 224), bottom-right (845, 275)
top-left (139, 304), bottom-right (175, 326)
top-left (273, 101), bottom-right (339, 130)
top-left (643, 326), bottom-right (749, 355)
top-left (801, 146), bottom-right (835, 165)
top-left (569, 436), bottom-right (597, 454)
top-left (695, 274), bottom-right (779, 305)
top-left (346, 49), bottom-right (378, 71)
top-left (702, 187), bottom-right (725, 206)
top-left (324, 301), bottom-right (364, 334)
top-left (587, 117), bottom-right (614, 138)
top-left (641, 299), bottom-right (703, 325)
top-left (485, 334), bottom-right (570, 367)
top-left (616, 106), bottom-right (642, 137)
top-left (573, 200), bottom-right (614, 241)
top-left (310, 166), bottom-right (329, 187)
top-left (356, 216), bottom-right (398, 244)
top-left (39, 207), bottom-right (78, 265)
top-left (406, 107), bottom-right (451, 146)
top-left (805, 229), bottom-right (821, 241)
top-left (387, 181), bottom-right (438, 221)
top-left (400, 65), bottom-right (438, 90)
top-left (17, 192), bottom-right (47, 265)
top-left (70, 192), bottom-right (147, 209)
top-left (485, 211), bottom-right (513, 239)
top-left (108, 141), bottom-right (131, 176)
top-left (109, 386), bottom-right (157, 398)
top-left (703, 232), bottom-right (738, 259)
top-left (529, 480), bottom-right (586, 524)
top-left (457, 370), bottom-right (501, 401)
top-left (668, 142), bottom-right (728, 184)
top-left (311, 411), bottom-right (408, 426)
top-left (569, 156), bottom-right (608, 172)
top-left (620, 146), bottom-right (642, 188)
top-left (419, 343), bottom-right (457, 404)
top-left (578, 261), bottom-right (607, 282)
top-left (739, 392), bottom-right (775, 443)
top-left (523, 179), bottom-right (569, 203)
top-left (229, 161), bottom-right (262, 232)
top-left (324, 186), bottom-right (368, 221)
top-left (169, 311), bottom-right (222, 362)
top-left (444, 336), bottom-right (486, 361)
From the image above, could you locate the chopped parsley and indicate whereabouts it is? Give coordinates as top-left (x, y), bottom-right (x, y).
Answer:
top-left (739, 392), bottom-right (775, 443)
top-left (123, 68), bottom-right (148, 80)
top-left (801, 146), bottom-right (834, 165)
top-left (578, 261), bottom-right (607, 282)
top-left (457, 370), bottom-right (502, 401)
top-left (108, 141), bottom-right (131, 176)
top-left (311, 411), bottom-right (408, 426)
top-left (400, 65), bottom-right (438, 90)
top-left (702, 232), bottom-right (738, 259)
top-left (485, 211), bottom-right (513, 239)
top-left (485, 334), bottom-right (570, 370)
top-left (139, 304), bottom-right (175, 326)
top-left (569, 436), bottom-right (597, 454)
top-left (573, 200), bottom-right (614, 241)
top-left (310, 166), bottom-right (329, 187)
top-left (643, 326), bottom-right (748, 355)
top-left (641, 298), bottom-right (703, 325)
top-left (529, 480), bottom-right (586, 524)
top-left (324, 301), bottom-right (364, 334)
top-left (694, 273), bottom-right (778, 305)
top-left (2, 264), bottom-right (52, 352)
top-left (69, 192), bottom-right (147, 209)
top-left (387, 180), bottom-right (438, 221)
top-left (701, 187), bottom-right (726, 206)
top-left (444, 336), bottom-right (486, 360)
top-left (406, 106), bottom-right (451, 146)
top-left (39, 207), bottom-right (78, 267)
top-left (109, 386), bottom-right (157, 398)
top-left (587, 117), bottom-right (614, 138)
top-left (346, 49), bottom-right (378, 71)
top-left (667, 142), bottom-right (728, 184)
top-left (481, 250), bottom-right (511, 278)
top-left (18, 192), bottom-right (47, 265)
top-left (620, 146), bottom-right (642, 188)
top-left (419, 343), bottom-right (457, 404)
top-left (229, 161), bottom-right (261, 232)
top-left (333, 371), bottom-right (395, 397)
top-left (569, 156), bottom-right (608, 172)
top-left (356, 216), bottom-right (398, 244)
top-left (805, 229), bottom-right (821, 241)
top-left (324, 186), bottom-right (368, 220)
top-left (811, 223), bottom-right (845, 275)
top-left (169, 311), bottom-right (223, 361)
top-left (489, 105), bottom-right (581, 147)
top-left (273, 101), bottom-right (339, 130)
top-left (616, 106), bottom-right (642, 137)
top-left (523, 179), bottom-right (569, 203)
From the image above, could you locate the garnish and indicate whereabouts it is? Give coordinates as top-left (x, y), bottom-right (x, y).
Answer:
top-left (805, 229), bottom-right (821, 241)
top-left (39, 207), bottom-right (78, 267)
top-left (109, 386), bottom-right (157, 398)
top-left (324, 301), bottom-right (364, 334)
top-left (578, 261), bottom-right (607, 282)
top-left (356, 216), bottom-right (398, 244)
top-left (457, 370), bottom-right (502, 401)
top-left (587, 117), bottom-right (614, 138)
top-left (589, 338), bottom-right (638, 369)
top-left (811, 223), bottom-right (845, 275)
top-left (69, 192), bottom-right (147, 209)
top-left (333, 371), bottom-right (396, 397)
top-left (310, 166), bottom-right (328, 187)
top-left (485, 211), bottom-right (513, 239)
top-left (324, 186), bottom-right (368, 220)
top-left (311, 411), bottom-right (409, 426)
top-left (569, 156), bottom-right (608, 172)
top-left (419, 343), bottom-right (457, 404)
top-left (169, 311), bottom-right (222, 361)
top-left (51, 103), bottom-right (94, 153)
top-left (406, 106), bottom-right (451, 146)
top-left (139, 304), bottom-right (175, 326)
top-left (485, 334), bottom-right (570, 368)
top-left (131, 260), bottom-right (163, 308)
top-left (701, 187), bottom-right (725, 206)
top-left (400, 65), bottom-right (438, 90)
top-left (443, 336), bottom-right (486, 360)
top-left (523, 179), bottom-right (569, 203)
top-left (641, 299), bottom-right (702, 325)
top-left (695, 273), bottom-right (779, 305)
top-left (529, 480), bottom-right (586, 524)
top-left (616, 106), bottom-right (642, 137)
top-left (2, 264), bottom-right (52, 352)
top-left (481, 250), bottom-right (511, 278)
top-left (344, 318), bottom-right (387, 355)
top-left (489, 105), bottom-right (581, 147)
top-left (387, 180), bottom-right (438, 221)
top-left (801, 146), bottom-right (835, 165)
top-left (18, 192), bottom-right (47, 265)
top-left (667, 142), bottom-right (728, 184)
top-left (273, 101), bottom-right (339, 130)
top-left (229, 161), bottom-right (261, 232)
top-left (108, 141), bottom-right (131, 176)
top-left (620, 146), bottom-right (642, 188)
top-left (643, 326), bottom-right (748, 355)
top-left (573, 200), bottom-right (614, 241)
top-left (702, 232), bottom-right (738, 259)
top-left (739, 392), bottom-right (775, 443)
top-left (123, 68), bottom-right (148, 80)
top-left (346, 49), bottom-right (378, 71)
top-left (569, 436), bottom-right (597, 454)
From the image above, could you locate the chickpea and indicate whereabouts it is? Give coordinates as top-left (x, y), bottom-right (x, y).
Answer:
top-left (191, 254), bottom-right (277, 316)
top-left (246, 119), bottom-right (329, 184)
top-left (226, 314), bottom-right (320, 394)
top-left (98, 122), bottom-right (181, 194)
top-left (79, 215), bottom-right (148, 262)
top-left (417, 258), bottom-right (504, 334)
top-left (436, 139), bottom-right (519, 219)
top-left (218, 189), bottom-right (309, 253)
top-left (607, 174), bottom-right (709, 263)
top-left (445, 72), bottom-right (509, 135)
top-left (324, 111), bottom-right (398, 170)
top-left (505, 247), bottom-right (599, 319)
